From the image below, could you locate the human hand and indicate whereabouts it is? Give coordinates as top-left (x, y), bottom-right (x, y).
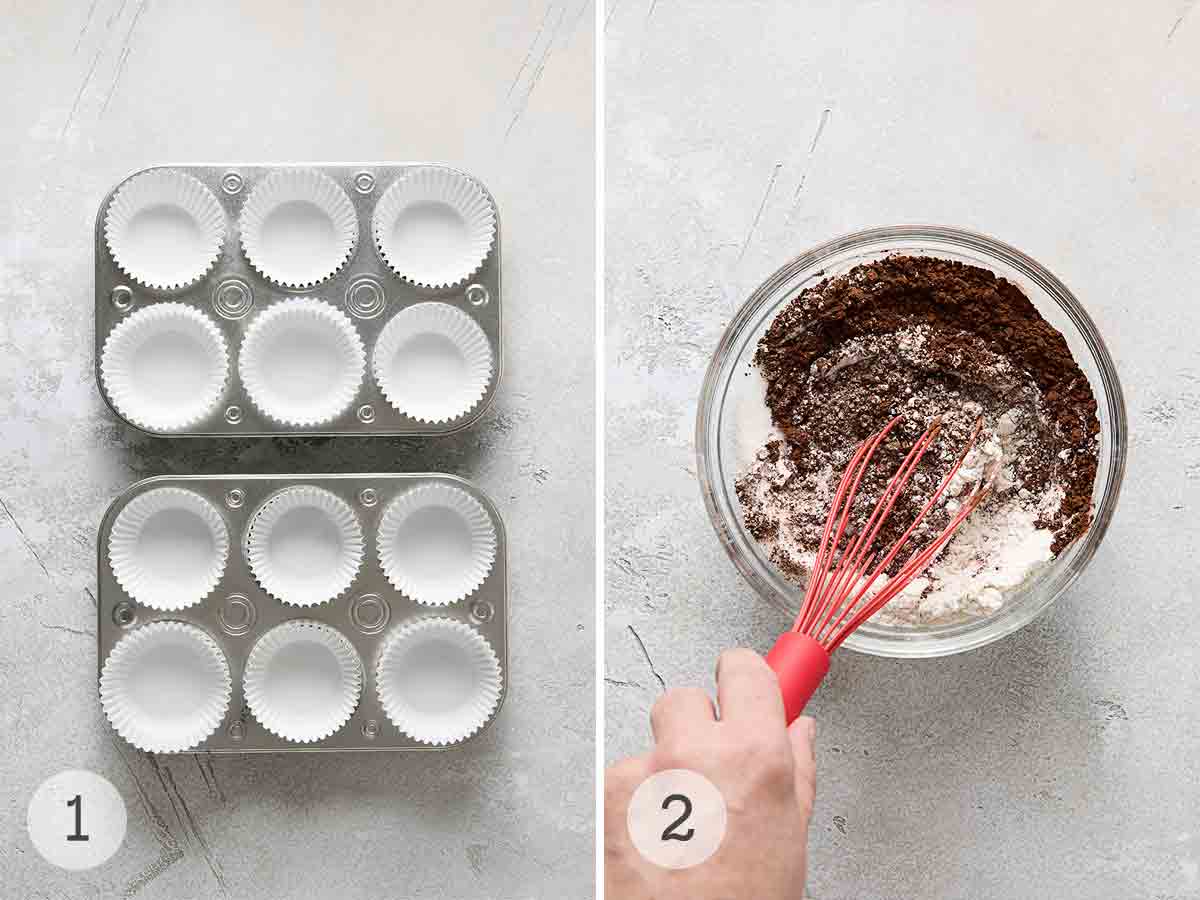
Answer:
top-left (605, 648), bottom-right (816, 900)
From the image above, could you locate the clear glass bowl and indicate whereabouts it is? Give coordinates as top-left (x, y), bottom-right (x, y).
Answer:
top-left (696, 226), bottom-right (1127, 658)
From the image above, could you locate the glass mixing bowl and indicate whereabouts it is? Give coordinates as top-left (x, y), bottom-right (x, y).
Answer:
top-left (696, 226), bottom-right (1127, 658)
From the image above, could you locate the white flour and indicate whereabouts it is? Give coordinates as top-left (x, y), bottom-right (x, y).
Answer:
top-left (874, 485), bottom-right (1059, 625)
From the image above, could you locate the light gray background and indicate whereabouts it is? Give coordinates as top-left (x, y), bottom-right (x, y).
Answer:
top-left (606, 2), bottom-right (1198, 899)
top-left (1, 1), bottom-right (594, 898)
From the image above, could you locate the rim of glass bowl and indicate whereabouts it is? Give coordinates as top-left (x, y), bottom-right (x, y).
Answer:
top-left (695, 225), bottom-right (1127, 659)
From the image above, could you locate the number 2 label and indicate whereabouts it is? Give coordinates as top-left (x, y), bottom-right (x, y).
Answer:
top-left (627, 769), bottom-right (727, 869)
top-left (660, 793), bottom-right (695, 842)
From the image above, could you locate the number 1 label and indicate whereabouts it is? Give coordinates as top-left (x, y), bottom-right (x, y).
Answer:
top-left (27, 770), bottom-right (125, 870)
top-left (66, 794), bottom-right (89, 842)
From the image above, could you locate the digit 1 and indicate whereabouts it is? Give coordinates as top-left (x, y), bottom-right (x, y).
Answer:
top-left (66, 794), bottom-right (89, 842)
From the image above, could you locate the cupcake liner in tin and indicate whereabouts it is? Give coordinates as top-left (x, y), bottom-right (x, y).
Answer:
top-left (238, 168), bottom-right (358, 289)
top-left (377, 482), bottom-right (497, 606)
top-left (372, 301), bottom-right (494, 423)
top-left (100, 621), bottom-right (232, 753)
top-left (97, 473), bottom-right (507, 752)
top-left (372, 166), bottom-right (497, 290)
top-left (94, 163), bottom-right (501, 437)
top-left (238, 298), bottom-right (366, 427)
top-left (99, 302), bottom-right (230, 431)
top-left (108, 487), bottom-right (229, 611)
top-left (243, 620), bottom-right (363, 743)
top-left (376, 617), bottom-right (503, 746)
top-left (103, 169), bottom-right (227, 290)
top-left (245, 485), bottom-right (364, 607)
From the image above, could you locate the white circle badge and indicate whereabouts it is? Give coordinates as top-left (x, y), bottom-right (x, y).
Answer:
top-left (626, 768), bottom-right (727, 869)
top-left (28, 770), bottom-right (127, 870)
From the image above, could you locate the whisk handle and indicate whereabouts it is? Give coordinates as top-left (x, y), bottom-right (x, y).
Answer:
top-left (766, 632), bottom-right (830, 724)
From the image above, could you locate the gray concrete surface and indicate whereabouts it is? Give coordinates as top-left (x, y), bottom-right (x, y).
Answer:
top-left (606, 2), bottom-right (1199, 898)
top-left (1, 2), bottom-right (594, 898)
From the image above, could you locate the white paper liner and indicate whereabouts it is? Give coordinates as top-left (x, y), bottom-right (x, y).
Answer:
top-left (108, 487), bottom-right (229, 610)
top-left (238, 298), bottom-right (365, 426)
top-left (371, 167), bottom-right (497, 290)
top-left (104, 169), bottom-right (227, 290)
top-left (238, 169), bottom-right (358, 288)
top-left (100, 621), bottom-right (231, 753)
top-left (99, 302), bottom-right (230, 431)
top-left (246, 485), bottom-right (364, 606)
top-left (375, 617), bottom-right (502, 746)
top-left (371, 302), bottom-right (493, 423)
top-left (376, 482), bottom-right (496, 606)
top-left (243, 620), bottom-right (362, 743)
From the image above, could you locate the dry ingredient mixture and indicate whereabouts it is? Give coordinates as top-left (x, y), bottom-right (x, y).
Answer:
top-left (735, 255), bottom-right (1100, 625)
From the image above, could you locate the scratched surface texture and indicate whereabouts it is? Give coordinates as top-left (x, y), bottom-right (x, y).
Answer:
top-left (0, 1), bottom-right (594, 898)
top-left (606, 2), bottom-right (1199, 898)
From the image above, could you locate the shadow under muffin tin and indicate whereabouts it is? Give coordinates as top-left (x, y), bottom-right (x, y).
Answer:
top-left (94, 163), bottom-right (501, 436)
top-left (96, 474), bottom-right (507, 752)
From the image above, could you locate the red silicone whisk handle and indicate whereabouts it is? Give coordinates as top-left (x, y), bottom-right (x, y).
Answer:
top-left (766, 632), bottom-right (830, 724)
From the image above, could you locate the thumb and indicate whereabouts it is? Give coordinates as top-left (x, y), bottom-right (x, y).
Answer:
top-left (787, 715), bottom-right (817, 816)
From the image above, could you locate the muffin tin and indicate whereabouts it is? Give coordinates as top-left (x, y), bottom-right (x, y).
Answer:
top-left (94, 163), bottom-right (502, 436)
top-left (96, 474), bottom-right (508, 752)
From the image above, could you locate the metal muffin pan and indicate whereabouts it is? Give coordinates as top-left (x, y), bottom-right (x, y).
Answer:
top-left (96, 473), bottom-right (508, 752)
top-left (93, 162), bottom-right (502, 436)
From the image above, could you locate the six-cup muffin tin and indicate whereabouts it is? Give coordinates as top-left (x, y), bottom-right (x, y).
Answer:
top-left (96, 474), bottom-right (508, 753)
top-left (93, 163), bottom-right (502, 436)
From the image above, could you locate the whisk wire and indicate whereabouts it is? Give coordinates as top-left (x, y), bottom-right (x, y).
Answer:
top-left (809, 417), bottom-right (942, 639)
top-left (799, 417), bottom-right (903, 633)
top-left (826, 483), bottom-right (991, 650)
top-left (818, 417), bottom-right (984, 646)
top-left (790, 415), bottom-right (991, 650)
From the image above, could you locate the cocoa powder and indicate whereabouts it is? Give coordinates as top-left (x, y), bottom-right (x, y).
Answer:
top-left (740, 255), bottom-right (1099, 579)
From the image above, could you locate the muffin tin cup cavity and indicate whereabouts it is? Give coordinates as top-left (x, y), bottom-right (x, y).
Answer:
top-left (376, 617), bottom-right (502, 746)
top-left (97, 474), bottom-right (507, 752)
top-left (238, 298), bottom-right (366, 426)
top-left (377, 482), bottom-right (497, 606)
top-left (104, 169), bottom-right (226, 290)
top-left (238, 168), bottom-right (358, 289)
top-left (243, 620), bottom-right (363, 743)
top-left (99, 302), bottom-right (229, 431)
top-left (246, 485), bottom-right (364, 607)
top-left (100, 621), bottom-right (232, 753)
top-left (372, 301), bottom-right (494, 423)
top-left (372, 167), bottom-right (497, 290)
top-left (108, 487), bottom-right (229, 611)
top-left (95, 163), bottom-right (502, 437)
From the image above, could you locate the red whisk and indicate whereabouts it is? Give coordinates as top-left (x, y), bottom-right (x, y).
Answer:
top-left (766, 414), bottom-right (996, 723)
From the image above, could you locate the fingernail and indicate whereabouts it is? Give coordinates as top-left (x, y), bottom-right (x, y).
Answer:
top-left (802, 717), bottom-right (816, 744)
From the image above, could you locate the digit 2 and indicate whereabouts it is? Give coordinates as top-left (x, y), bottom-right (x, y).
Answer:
top-left (660, 793), bottom-right (695, 842)
top-left (66, 794), bottom-right (89, 842)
